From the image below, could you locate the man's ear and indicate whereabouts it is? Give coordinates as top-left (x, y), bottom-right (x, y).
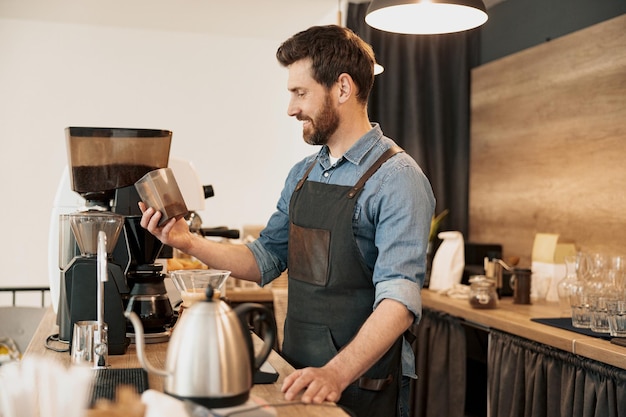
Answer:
top-left (337, 73), bottom-right (354, 104)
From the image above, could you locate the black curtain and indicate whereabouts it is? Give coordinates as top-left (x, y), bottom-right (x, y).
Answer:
top-left (412, 308), bottom-right (467, 417)
top-left (489, 330), bottom-right (626, 417)
top-left (346, 3), bottom-right (481, 237)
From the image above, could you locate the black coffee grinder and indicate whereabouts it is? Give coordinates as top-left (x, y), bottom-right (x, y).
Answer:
top-left (58, 127), bottom-right (174, 354)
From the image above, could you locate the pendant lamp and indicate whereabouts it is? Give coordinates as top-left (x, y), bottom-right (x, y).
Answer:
top-left (365, 0), bottom-right (488, 35)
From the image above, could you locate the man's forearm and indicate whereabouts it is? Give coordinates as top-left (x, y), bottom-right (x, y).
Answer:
top-left (323, 298), bottom-right (414, 388)
top-left (184, 233), bottom-right (262, 283)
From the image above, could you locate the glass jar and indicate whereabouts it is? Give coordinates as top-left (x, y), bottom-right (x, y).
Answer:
top-left (469, 275), bottom-right (498, 309)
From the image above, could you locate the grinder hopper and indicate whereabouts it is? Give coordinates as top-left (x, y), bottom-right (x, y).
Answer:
top-left (65, 127), bottom-right (172, 208)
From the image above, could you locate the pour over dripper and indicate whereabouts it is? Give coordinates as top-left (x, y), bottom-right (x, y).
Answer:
top-left (69, 212), bottom-right (124, 257)
top-left (170, 270), bottom-right (231, 307)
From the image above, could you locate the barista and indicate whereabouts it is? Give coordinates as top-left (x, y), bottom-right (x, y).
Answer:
top-left (139, 25), bottom-right (435, 417)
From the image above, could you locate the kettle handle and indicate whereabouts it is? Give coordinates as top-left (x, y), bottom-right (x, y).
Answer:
top-left (125, 310), bottom-right (169, 377)
top-left (235, 303), bottom-right (277, 371)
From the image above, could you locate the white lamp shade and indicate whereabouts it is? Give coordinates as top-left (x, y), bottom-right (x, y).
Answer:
top-left (366, 0), bottom-right (488, 35)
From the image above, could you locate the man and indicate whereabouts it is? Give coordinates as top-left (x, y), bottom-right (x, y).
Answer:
top-left (139, 25), bottom-right (435, 417)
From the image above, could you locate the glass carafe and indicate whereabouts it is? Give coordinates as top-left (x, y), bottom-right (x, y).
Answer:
top-left (557, 255), bottom-right (578, 317)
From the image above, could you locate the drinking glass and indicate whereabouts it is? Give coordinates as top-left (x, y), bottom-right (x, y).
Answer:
top-left (588, 252), bottom-right (609, 281)
top-left (589, 295), bottom-right (615, 333)
top-left (570, 281), bottom-right (591, 328)
top-left (610, 255), bottom-right (626, 290)
top-left (607, 299), bottom-right (626, 337)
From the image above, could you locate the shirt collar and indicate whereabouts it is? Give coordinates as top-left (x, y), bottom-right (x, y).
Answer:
top-left (318, 123), bottom-right (383, 167)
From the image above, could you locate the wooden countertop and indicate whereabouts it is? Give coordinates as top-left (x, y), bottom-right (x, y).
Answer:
top-left (226, 287), bottom-right (275, 303)
top-left (422, 289), bottom-right (626, 369)
top-left (25, 308), bottom-right (348, 417)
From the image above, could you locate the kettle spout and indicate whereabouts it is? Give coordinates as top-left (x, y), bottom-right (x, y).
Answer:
top-left (125, 311), bottom-right (169, 377)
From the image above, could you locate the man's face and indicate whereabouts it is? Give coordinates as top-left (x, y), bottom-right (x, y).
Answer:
top-left (287, 59), bottom-right (339, 146)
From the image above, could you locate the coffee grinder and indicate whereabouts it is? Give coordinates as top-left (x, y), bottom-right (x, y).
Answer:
top-left (58, 127), bottom-right (174, 354)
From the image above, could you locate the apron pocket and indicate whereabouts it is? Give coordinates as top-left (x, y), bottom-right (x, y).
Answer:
top-left (288, 222), bottom-right (330, 286)
top-left (282, 318), bottom-right (338, 369)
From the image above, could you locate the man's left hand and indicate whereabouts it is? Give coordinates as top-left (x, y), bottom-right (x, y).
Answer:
top-left (281, 366), bottom-right (345, 404)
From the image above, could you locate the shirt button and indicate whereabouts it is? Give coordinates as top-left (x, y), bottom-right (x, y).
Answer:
top-left (323, 172), bottom-right (329, 178)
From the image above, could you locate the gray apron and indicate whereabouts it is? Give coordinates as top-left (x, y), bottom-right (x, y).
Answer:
top-left (283, 146), bottom-right (404, 417)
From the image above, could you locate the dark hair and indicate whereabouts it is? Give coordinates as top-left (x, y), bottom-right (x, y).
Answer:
top-left (276, 25), bottom-right (375, 104)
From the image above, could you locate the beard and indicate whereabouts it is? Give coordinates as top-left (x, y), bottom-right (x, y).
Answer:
top-left (301, 93), bottom-right (340, 146)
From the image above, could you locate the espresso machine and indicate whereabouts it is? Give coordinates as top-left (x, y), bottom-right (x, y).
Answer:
top-left (58, 126), bottom-right (174, 354)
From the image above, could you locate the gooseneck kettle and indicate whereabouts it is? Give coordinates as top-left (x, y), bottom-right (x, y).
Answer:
top-left (126, 286), bottom-right (276, 409)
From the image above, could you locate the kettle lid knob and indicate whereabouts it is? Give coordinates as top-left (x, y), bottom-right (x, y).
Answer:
top-left (204, 285), bottom-right (215, 302)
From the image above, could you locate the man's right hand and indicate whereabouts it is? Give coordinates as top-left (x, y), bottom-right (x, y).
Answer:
top-left (138, 202), bottom-right (193, 252)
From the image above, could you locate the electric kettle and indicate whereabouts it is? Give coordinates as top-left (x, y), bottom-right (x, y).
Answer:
top-left (125, 286), bottom-right (276, 409)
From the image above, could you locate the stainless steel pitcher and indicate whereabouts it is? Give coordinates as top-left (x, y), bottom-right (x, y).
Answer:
top-left (126, 286), bottom-right (276, 409)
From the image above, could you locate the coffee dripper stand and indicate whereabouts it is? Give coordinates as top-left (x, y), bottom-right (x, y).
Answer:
top-left (94, 230), bottom-right (109, 368)
top-left (63, 210), bottom-right (124, 364)
top-left (60, 210), bottom-right (128, 355)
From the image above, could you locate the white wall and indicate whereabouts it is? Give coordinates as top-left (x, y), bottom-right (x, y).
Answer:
top-left (0, 8), bottom-right (333, 298)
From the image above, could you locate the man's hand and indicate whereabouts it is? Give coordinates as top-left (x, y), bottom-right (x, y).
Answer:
top-left (138, 202), bottom-right (262, 283)
top-left (281, 366), bottom-right (346, 404)
top-left (280, 299), bottom-right (413, 405)
top-left (138, 202), bottom-right (193, 251)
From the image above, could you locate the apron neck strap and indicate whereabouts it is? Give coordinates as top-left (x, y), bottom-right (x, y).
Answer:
top-left (347, 146), bottom-right (404, 199)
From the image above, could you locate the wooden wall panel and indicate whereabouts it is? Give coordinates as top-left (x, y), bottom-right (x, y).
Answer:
top-left (469, 14), bottom-right (626, 266)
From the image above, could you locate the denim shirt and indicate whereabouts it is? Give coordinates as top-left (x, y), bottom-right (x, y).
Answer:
top-left (246, 124), bottom-right (435, 377)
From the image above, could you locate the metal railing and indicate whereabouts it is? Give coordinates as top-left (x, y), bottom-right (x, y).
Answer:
top-left (0, 287), bottom-right (50, 307)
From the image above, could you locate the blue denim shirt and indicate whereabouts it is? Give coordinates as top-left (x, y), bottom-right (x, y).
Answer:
top-left (247, 124), bottom-right (435, 378)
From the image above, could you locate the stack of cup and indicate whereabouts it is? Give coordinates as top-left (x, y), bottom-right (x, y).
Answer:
top-left (607, 299), bottom-right (626, 337)
top-left (568, 252), bottom-right (626, 335)
top-left (607, 255), bottom-right (626, 336)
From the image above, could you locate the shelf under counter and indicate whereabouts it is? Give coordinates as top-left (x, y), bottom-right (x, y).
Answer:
top-left (421, 288), bottom-right (626, 370)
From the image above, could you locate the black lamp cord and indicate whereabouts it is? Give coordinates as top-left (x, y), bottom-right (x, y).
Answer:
top-left (44, 333), bottom-right (70, 352)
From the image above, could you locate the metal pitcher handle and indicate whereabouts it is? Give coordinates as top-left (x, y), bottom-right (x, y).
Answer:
top-left (236, 303), bottom-right (277, 371)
